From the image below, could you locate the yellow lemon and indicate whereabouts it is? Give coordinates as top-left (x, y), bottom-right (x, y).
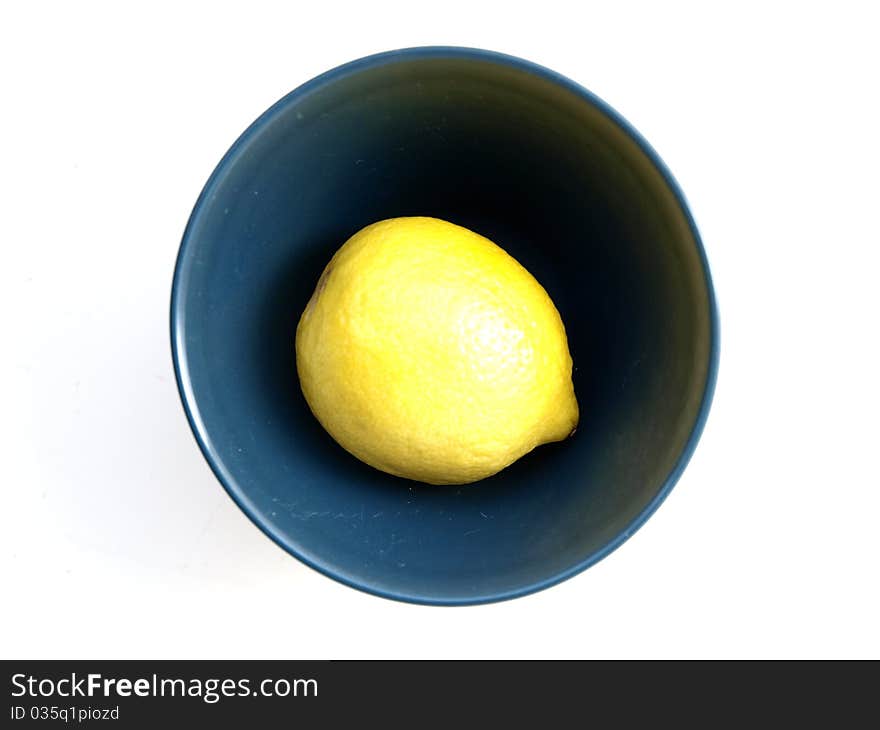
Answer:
top-left (295, 217), bottom-right (578, 485)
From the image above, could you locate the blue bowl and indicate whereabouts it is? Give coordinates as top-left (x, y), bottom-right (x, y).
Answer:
top-left (171, 47), bottom-right (718, 605)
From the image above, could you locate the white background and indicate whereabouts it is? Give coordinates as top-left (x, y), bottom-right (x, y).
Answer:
top-left (2, 1), bottom-right (878, 659)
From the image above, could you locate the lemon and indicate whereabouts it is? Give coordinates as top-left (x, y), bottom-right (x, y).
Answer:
top-left (295, 217), bottom-right (578, 485)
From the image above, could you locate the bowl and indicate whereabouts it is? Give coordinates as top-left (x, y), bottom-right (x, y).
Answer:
top-left (171, 47), bottom-right (718, 605)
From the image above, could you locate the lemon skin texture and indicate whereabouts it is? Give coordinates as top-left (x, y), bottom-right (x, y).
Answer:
top-left (295, 217), bottom-right (578, 485)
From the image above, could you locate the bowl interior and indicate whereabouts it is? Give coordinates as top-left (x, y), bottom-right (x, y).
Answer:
top-left (173, 49), bottom-right (715, 603)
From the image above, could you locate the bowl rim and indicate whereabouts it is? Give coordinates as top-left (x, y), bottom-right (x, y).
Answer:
top-left (170, 45), bottom-right (720, 606)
